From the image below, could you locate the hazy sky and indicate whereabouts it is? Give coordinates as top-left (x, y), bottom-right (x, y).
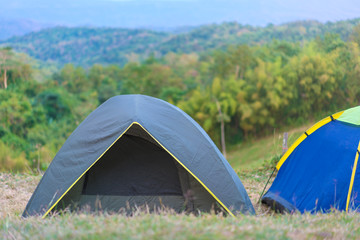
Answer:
top-left (1, 0), bottom-right (360, 28)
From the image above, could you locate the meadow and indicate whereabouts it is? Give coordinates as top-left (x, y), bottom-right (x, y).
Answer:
top-left (2, 130), bottom-right (360, 240)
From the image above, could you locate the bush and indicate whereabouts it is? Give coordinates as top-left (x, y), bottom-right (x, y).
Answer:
top-left (0, 141), bottom-right (29, 172)
top-left (34, 88), bottom-right (72, 121)
top-left (262, 154), bottom-right (281, 170)
top-left (28, 145), bottom-right (55, 171)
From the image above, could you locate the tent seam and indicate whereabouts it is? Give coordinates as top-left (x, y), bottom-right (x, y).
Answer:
top-left (345, 141), bottom-right (360, 212)
top-left (276, 111), bottom-right (344, 170)
top-left (132, 122), bottom-right (236, 217)
top-left (42, 121), bottom-right (236, 218)
top-left (41, 122), bottom-right (135, 218)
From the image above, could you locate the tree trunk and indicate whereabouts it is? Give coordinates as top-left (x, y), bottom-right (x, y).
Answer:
top-left (215, 100), bottom-right (227, 159)
top-left (240, 70), bottom-right (244, 80)
top-left (3, 68), bottom-right (7, 89)
top-left (235, 65), bottom-right (240, 80)
top-left (220, 116), bottom-right (226, 159)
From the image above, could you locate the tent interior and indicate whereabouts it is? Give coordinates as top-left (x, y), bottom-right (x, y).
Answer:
top-left (53, 124), bottom-right (223, 214)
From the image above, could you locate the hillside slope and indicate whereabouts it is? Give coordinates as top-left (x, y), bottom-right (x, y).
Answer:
top-left (1, 18), bottom-right (360, 67)
top-left (0, 27), bottom-right (170, 67)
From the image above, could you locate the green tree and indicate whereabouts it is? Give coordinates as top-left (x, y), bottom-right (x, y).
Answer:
top-left (122, 61), bottom-right (184, 97)
top-left (0, 91), bottom-right (45, 137)
top-left (211, 77), bottom-right (237, 157)
top-left (350, 24), bottom-right (360, 46)
top-left (237, 57), bottom-right (292, 136)
top-left (57, 64), bottom-right (89, 93)
top-left (0, 47), bottom-right (15, 89)
top-left (211, 45), bottom-right (253, 80)
top-left (286, 49), bottom-right (339, 116)
top-left (337, 42), bottom-right (360, 105)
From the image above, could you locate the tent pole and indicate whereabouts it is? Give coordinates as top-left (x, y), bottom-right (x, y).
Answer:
top-left (258, 167), bottom-right (276, 203)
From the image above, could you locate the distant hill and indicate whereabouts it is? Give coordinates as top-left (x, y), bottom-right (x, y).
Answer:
top-left (1, 27), bottom-right (170, 67)
top-left (1, 18), bottom-right (360, 67)
top-left (0, 18), bottom-right (54, 40)
top-left (156, 19), bottom-right (360, 54)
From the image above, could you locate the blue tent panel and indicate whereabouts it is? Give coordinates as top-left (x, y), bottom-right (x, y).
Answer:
top-left (263, 120), bottom-right (360, 213)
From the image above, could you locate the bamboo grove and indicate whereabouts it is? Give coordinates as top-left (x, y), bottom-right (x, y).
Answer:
top-left (1, 31), bottom-right (360, 171)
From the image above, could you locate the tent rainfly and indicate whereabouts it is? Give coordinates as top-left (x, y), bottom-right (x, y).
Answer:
top-left (262, 106), bottom-right (360, 213)
top-left (23, 95), bottom-right (255, 217)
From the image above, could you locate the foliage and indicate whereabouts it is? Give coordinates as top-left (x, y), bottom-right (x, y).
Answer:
top-left (0, 27), bottom-right (169, 67)
top-left (1, 19), bottom-right (360, 67)
top-left (1, 21), bottom-right (360, 172)
top-left (0, 141), bottom-right (28, 172)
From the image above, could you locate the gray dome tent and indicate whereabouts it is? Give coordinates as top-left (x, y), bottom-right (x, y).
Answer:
top-left (23, 95), bottom-right (255, 217)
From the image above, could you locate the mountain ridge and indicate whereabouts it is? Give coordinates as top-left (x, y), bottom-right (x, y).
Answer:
top-left (1, 18), bottom-right (360, 67)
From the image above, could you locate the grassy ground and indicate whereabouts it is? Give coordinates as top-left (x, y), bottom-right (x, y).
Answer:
top-left (2, 172), bottom-right (360, 239)
top-left (2, 126), bottom-right (360, 239)
top-left (227, 125), bottom-right (309, 170)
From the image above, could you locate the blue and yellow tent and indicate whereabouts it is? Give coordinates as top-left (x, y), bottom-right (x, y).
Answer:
top-left (262, 106), bottom-right (360, 213)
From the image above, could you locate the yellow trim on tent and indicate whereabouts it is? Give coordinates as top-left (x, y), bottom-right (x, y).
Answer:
top-left (346, 141), bottom-right (360, 212)
top-left (42, 122), bottom-right (135, 219)
top-left (134, 122), bottom-right (235, 217)
top-left (276, 133), bottom-right (307, 170)
top-left (276, 111), bottom-right (344, 170)
top-left (42, 122), bottom-right (235, 218)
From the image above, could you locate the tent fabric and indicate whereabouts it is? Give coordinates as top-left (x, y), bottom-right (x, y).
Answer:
top-left (338, 106), bottom-right (360, 125)
top-left (23, 94), bottom-right (255, 217)
top-left (349, 145), bottom-right (360, 211)
top-left (262, 106), bottom-right (360, 213)
top-left (37, 123), bottom-right (224, 214)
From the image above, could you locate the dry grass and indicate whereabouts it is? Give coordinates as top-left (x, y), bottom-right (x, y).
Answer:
top-left (0, 173), bottom-right (41, 218)
top-left (0, 171), bottom-right (272, 217)
top-left (3, 121), bottom-right (358, 239)
top-left (1, 171), bottom-right (360, 239)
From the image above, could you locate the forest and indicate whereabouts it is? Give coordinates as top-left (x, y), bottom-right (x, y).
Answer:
top-left (1, 20), bottom-right (360, 172)
top-left (2, 18), bottom-right (360, 67)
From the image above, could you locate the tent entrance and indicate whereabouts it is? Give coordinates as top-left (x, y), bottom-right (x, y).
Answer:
top-left (81, 127), bottom-right (183, 196)
top-left (55, 123), bottom-right (221, 214)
